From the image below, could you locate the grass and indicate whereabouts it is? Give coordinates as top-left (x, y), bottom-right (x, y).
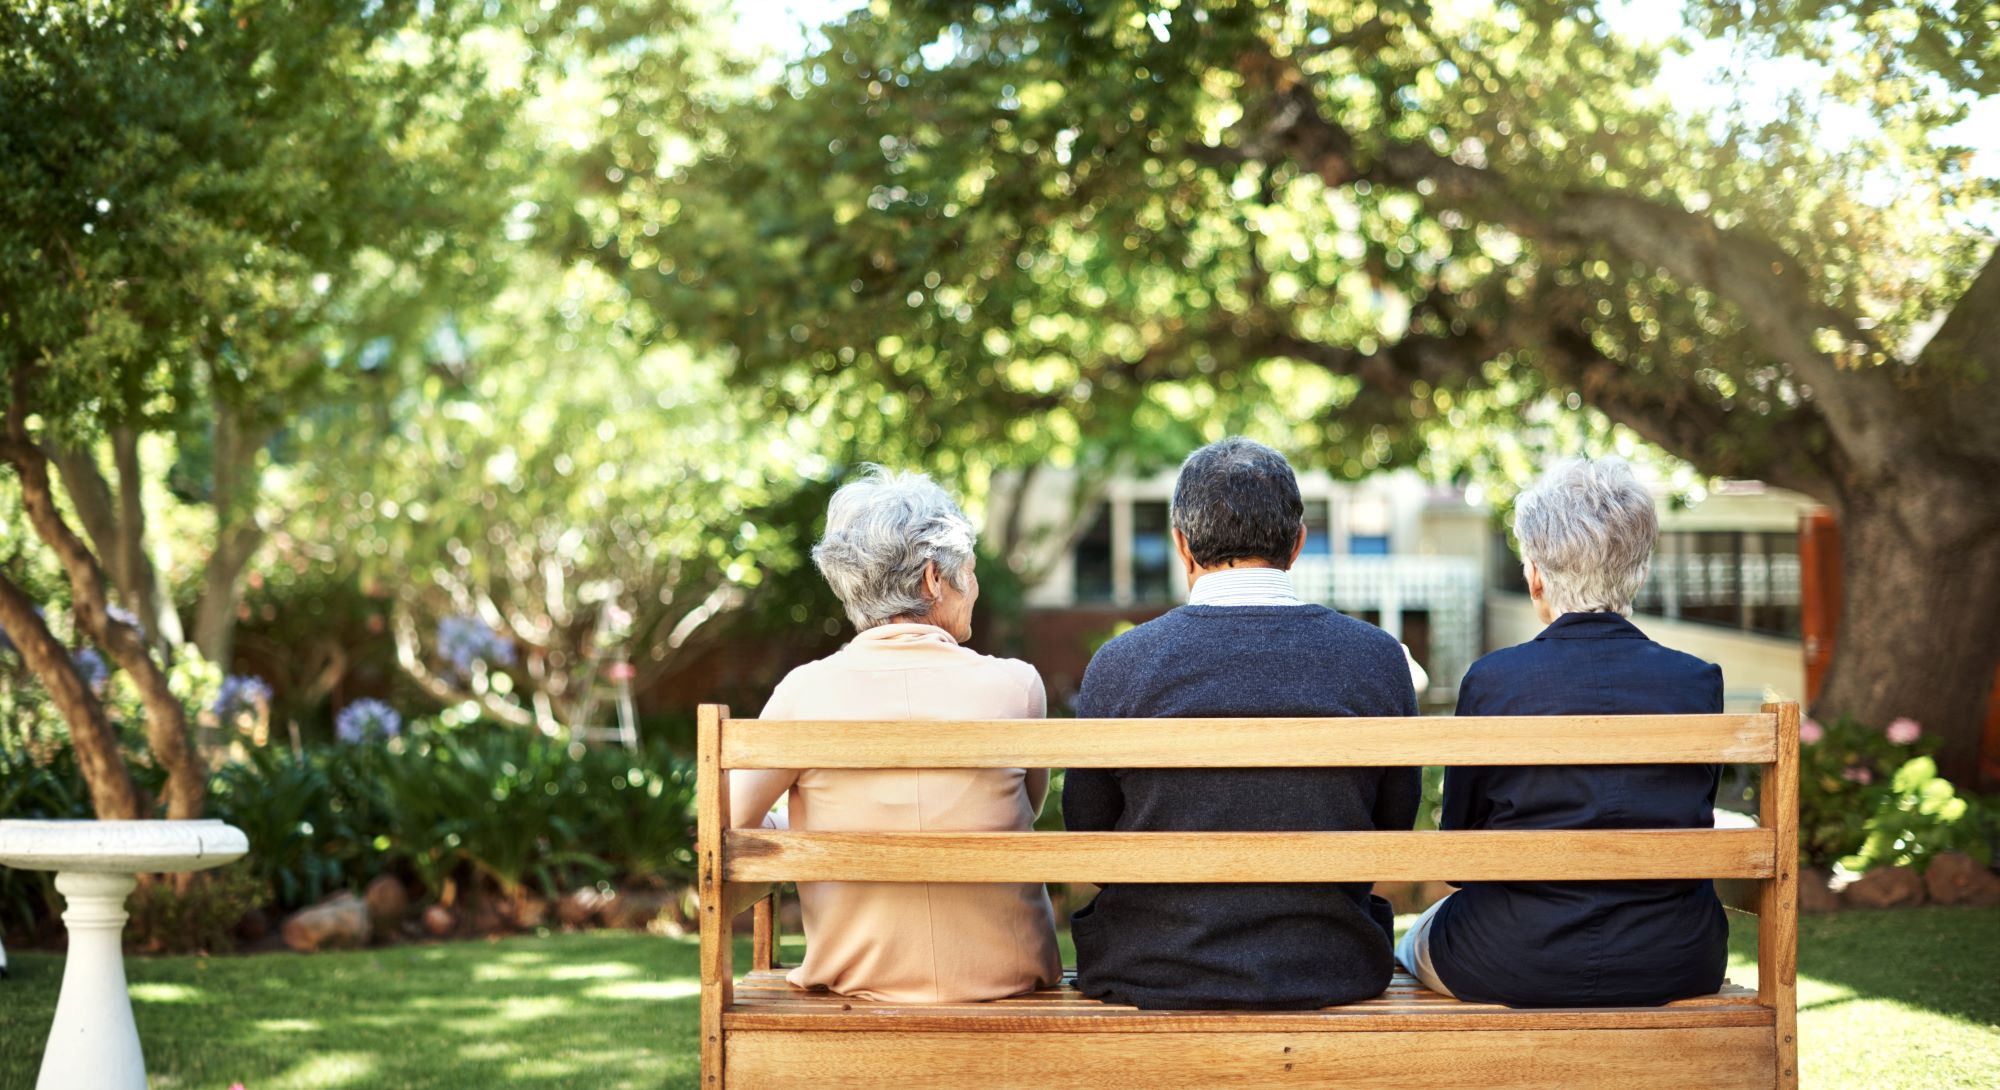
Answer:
top-left (1, 908), bottom-right (1995, 1089)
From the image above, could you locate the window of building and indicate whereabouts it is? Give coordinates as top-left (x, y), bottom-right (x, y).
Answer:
top-left (1132, 501), bottom-right (1174, 602)
top-left (1349, 534), bottom-right (1391, 556)
top-left (1303, 500), bottom-right (1332, 558)
top-left (1500, 527), bottom-right (1802, 640)
top-left (1073, 504), bottom-right (1113, 603)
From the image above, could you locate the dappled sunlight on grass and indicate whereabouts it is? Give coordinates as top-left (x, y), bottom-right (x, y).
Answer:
top-left (585, 978), bottom-right (702, 1002)
top-left (0, 931), bottom-right (715, 1089)
top-left (130, 982), bottom-right (208, 1004)
top-left (0, 914), bottom-right (1992, 1088)
top-left (546, 960), bottom-right (643, 981)
top-left (271, 1051), bottom-right (381, 1089)
top-left (252, 1018), bottom-right (321, 1034)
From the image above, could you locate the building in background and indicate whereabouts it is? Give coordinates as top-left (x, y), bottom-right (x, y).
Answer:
top-left (991, 467), bottom-right (1818, 716)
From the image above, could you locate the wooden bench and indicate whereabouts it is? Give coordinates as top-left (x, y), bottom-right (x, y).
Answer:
top-left (696, 701), bottom-right (1801, 1089)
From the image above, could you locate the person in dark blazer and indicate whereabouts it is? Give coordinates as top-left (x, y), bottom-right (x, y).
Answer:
top-left (1396, 457), bottom-right (1729, 1008)
top-left (1065, 438), bottom-right (1420, 1011)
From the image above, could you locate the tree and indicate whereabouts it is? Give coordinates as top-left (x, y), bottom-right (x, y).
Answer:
top-left (279, 256), bottom-right (815, 735)
top-left (0, 0), bottom-right (518, 815)
top-left (583, 0), bottom-right (2000, 784)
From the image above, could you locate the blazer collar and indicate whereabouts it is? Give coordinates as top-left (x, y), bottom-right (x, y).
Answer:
top-left (1534, 611), bottom-right (1649, 640)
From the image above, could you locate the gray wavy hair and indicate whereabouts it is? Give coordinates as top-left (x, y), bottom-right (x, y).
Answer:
top-left (811, 467), bottom-right (977, 631)
top-left (1513, 457), bottom-right (1657, 616)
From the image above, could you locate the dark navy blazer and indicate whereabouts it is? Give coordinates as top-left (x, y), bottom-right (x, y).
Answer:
top-left (1427, 610), bottom-right (1729, 1008)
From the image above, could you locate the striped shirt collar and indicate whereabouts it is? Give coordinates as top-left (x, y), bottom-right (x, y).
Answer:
top-left (1185, 566), bottom-right (1302, 607)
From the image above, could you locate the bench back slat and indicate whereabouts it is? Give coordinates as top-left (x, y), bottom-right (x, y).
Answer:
top-left (720, 713), bottom-right (1778, 769)
top-left (724, 828), bottom-right (1777, 884)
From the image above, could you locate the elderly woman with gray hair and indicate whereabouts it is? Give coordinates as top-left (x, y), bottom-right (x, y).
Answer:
top-left (729, 468), bottom-right (1061, 1003)
top-left (1396, 457), bottom-right (1729, 1008)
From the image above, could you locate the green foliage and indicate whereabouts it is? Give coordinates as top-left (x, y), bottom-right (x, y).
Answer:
top-left (1847, 756), bottom-right (1991, 873)
top-left (126, 862), bottom-right (269, 956)
top-left (208, 745), bottom-right (374, 910)
top-left (1798, 714), bottom-right (1991, 871)
top-left (207, 723), bottom-right (698, 913)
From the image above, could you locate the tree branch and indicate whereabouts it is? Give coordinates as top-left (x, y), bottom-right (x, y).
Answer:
top-left (1911, 243), bottom-right (2000, 464)
top-left (0, 568), bottom-right (143, 820)
top-left (1221, 38), bottom-right (1915, 476)
top-left (2, 367), bottom-right (205, 820)
top-left (390, 603), bottom-right (534, 728)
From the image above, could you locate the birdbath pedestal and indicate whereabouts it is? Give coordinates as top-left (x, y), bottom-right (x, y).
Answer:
top-left (0, 819), bottom-right (250, 1090)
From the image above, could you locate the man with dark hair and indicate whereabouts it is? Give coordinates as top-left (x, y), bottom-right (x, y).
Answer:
top-left (1064, 436), bottom-right (1421, 1010)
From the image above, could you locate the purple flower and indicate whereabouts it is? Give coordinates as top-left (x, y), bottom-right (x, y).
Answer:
top-left (1885, 717), bottom-right (1921, 745)
top-left (1840, 766), bottom-right (1874, 785)
top-left (335, 699), bottom-right (402, 744)
top-left (71, 647), bottom-right (109, 690)
top-left (436, 615), bottom-right (517, 676)
top-left (1799, 718), bottom-right (1824, 745)
top-left (214, 675), bottom-right (273, 720)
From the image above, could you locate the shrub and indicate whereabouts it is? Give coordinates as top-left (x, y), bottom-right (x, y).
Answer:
top-left (1797, 715), bottom-right (1992, 872)
top-left (127, 862), bottom-right (269, 955)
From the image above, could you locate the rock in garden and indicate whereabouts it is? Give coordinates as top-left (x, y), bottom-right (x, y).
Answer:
top-left (1923, 853), bottom-right (2000, 907)
top-left (1842, 865), bottom-right (1926, 909)
top-left (468, 901), bottom-right (506, 935)
top-left (604, 889), bottom-right (675, 931)
top-left (364, 875), bottom-right (410, 938)
top-left (506, 894), bottom-right (550, 931)
top-left (281, 893), bottom-right (371, 953)
top-left (421, 904), bottom-right (458, 937)
top-left (1797, 868), bottom-right (1841, 914)
top-left (559, 887), bottom-right (614, 928)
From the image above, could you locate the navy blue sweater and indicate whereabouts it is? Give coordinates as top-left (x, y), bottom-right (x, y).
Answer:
top-left (1429, 611), bottom-right (1729, 1008)
top-left (1064, 604), bottom-right (1421, 1010)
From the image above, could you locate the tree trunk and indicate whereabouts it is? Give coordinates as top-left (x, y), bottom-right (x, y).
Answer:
top-left (108, 424), bottom-right (180, 649)
top-left (3, 374), bottom-right (205, 821)
top-left (1811, 469), bottom-right (2000, 787)
top-left (192, 526), bottom-right (260, 667)
top-left (0, 571), bottom-right (143, 820)
top-left (191, 405), bottom-right (264, 668)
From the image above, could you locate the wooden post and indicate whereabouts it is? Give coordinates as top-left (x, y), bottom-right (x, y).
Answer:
top-left (1758, 702), bottom-right (1801, 1090)
top-left (697, 704), bottom-right (731, 1089)
top-left (753, 889), bottom-right (778, 972)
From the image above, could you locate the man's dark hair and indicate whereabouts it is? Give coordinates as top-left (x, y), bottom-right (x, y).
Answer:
top-left (1170, 437), bottom-right (1305, 569)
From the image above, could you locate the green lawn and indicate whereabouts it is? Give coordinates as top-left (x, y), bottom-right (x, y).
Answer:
top-left (1, 908), bottom-right (1995, 1089)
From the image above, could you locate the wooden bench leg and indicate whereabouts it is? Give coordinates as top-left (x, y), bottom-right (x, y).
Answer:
top-left (1760, 701), bottom-right (1800, 1090)
top-left (697, 705), bottom-right (732, 1089)
top-left (754, 888), bottom-right (779, 971)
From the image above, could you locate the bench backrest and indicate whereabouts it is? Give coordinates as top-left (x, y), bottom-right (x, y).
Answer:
top-left (695, 702), bottom-right (1801, 1089)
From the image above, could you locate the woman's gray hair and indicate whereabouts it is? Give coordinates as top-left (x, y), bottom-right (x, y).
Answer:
top-left (1513, 457), bottom-right (1657, 616)
top-left (811, 466), bottom-right (977, 631)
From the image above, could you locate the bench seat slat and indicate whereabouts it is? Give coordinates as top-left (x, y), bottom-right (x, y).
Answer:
top-left (726, 1027), bottom-right (1780, 1088)
top-left (725, 828), bottom-right (1777, 883)
top-left (720, 714), bottom-right (1779, 768)
top-left (730, 970), bottom-right (1769, 1031)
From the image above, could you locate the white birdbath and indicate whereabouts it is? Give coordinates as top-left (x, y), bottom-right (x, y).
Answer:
top-left (0, 819), bottom-right (249, 1090)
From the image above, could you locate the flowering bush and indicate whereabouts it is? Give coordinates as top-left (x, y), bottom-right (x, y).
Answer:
top-left (70, 647), bottom-right (109, 691)
top-left (1796, 714), bottom-right (1991, 872)
top-left (436, 615), bottom-right (517, 676)
top-left (334, 698), bottom-right (402, 744)
top-left (214, 674), bottom-right (273, 722)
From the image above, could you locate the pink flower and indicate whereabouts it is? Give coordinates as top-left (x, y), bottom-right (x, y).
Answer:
top-left (1886, 717), bottom-right (1921, 745)
top-left (1799, 718), bottom-right (1824, 745)
top-left (1841, 766), bottom-right (1874, 785)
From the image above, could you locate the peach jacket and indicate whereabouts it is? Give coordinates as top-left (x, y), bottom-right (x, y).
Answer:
top-left (729, 623), bottom-right (1063, 1003)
